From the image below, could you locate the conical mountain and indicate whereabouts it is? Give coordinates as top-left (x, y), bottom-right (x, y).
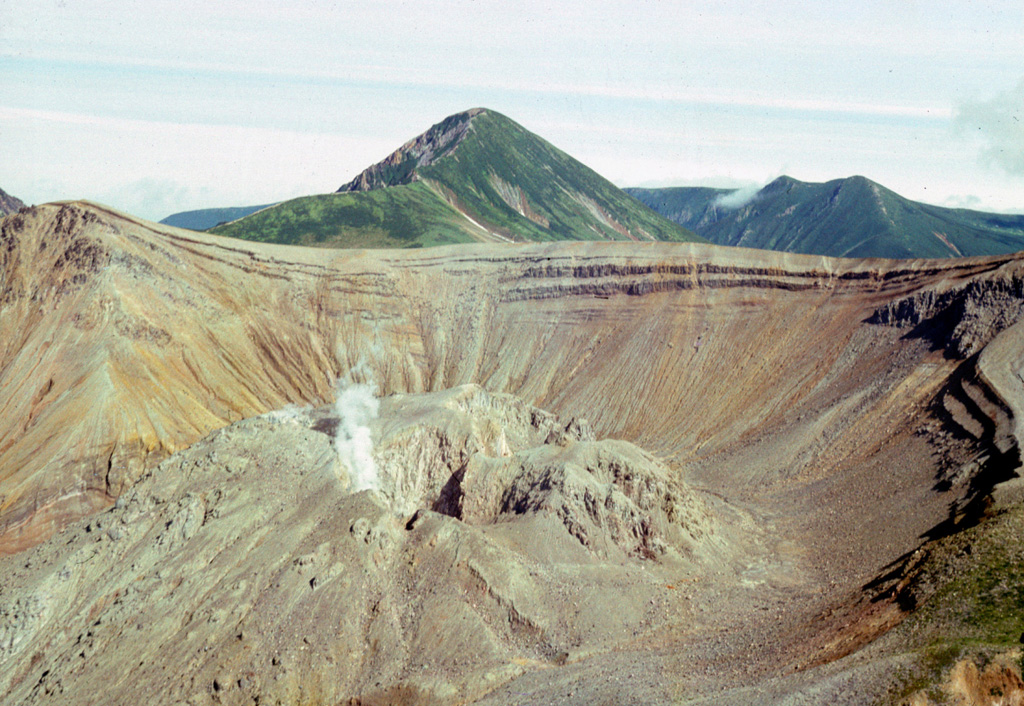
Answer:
top-left (211, 108), bottom-right (702, 247)
top-left (628, 176), bottom-right (1024, 258)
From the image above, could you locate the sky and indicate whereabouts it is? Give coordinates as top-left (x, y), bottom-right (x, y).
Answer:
top-left (1, 0), bottom-right (1022, 221)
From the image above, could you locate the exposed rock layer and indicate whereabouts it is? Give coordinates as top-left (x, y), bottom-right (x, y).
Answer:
top-left (338, 109), bottom-right (482, 193)
top-left (2, 201), bottom-right (1024, 702)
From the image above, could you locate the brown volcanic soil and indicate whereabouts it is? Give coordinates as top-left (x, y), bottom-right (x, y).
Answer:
top-left (1, 201), bottom-right (1023, 704)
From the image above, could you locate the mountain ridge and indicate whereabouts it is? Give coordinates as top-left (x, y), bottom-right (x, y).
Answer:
top-left (159, 203), bottom-right (277, 230)
top-left (210, 108), bottom-right (702, 247)
top-left (337, 107), bottom-right (483, 192)
top-left (628, 175), bottom-right (1024, 259)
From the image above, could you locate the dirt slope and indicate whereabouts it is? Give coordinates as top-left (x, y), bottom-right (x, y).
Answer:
top-left (1, 201), bottom-right (1023, 703)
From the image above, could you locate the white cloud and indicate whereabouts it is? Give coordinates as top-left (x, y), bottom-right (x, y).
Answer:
top-left (942, 194), bottom-right (983, 210)
top-left (714, 184), bottom-right (763, 210)
top-left (0, 106), bottom-right (394, 220)
top-left (1, 1), bottom-right (1022, 217)
top-left (97, 179), bottom-right (214, 222)
top-left (956, 79), bottom-right (1024, 176)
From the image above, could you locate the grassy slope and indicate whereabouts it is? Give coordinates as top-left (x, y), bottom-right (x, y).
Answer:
top-left (415, 110), bottom-right (700, 243)
top-left (909, 201), bottom-right (1024, 258)
top-left (625, 185), bottom-right (730, 232)
top-left (211, 109), bottom-right (702, 248)
top-left (629, 177), bottom-right (1024, 259)
top-left (210, 181), bottom-right (476, 248)
top-left (160, 204), bottom-right (276, 231)
top-left (884, 506), bottom-right (1024, 702)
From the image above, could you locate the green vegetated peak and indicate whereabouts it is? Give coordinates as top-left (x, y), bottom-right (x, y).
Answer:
top-left (210, 108), bottom-right (701, 249)
top-left (628, 175), bottom-right (1024, 259)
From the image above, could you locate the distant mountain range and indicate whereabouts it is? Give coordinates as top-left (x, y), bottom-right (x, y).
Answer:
top-left (207, 108), bottom-right (702, 248)
top-left (157, 123), bottom-right (1024, 259)
top-left (0, 188), bottom-right (26, 217)
top-left (159, 204), bottom-right (276, 231)
top-left (627, 176), bottom-right (1024, 259)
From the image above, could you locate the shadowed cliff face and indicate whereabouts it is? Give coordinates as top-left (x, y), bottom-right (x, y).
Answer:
top-left (0, 188), bottom-right (26, 218)
top-left (2, 202), bottom-right (1024, 703)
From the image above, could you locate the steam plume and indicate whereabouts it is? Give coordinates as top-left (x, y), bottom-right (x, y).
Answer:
top-left (713, 183), bottom-right (761, 210)
top-left (334, 367), bottom-right (380, 492)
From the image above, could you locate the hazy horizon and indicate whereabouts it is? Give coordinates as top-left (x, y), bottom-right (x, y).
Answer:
top-left (1, 1), bottom-right (1022, 220)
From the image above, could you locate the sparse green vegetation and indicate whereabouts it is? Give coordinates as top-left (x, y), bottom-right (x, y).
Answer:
top-left (913, 515), bottom-right (1024, 647)
top-left (884, 506), bottom-right (1024, 703)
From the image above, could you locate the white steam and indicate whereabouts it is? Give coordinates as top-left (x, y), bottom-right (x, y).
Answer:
top-left (334, 373), bottom-right (380, 492)
top-left (713, 183), bottom-right (761, 210)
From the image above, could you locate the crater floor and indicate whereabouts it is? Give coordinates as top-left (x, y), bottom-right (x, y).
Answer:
top-left (2, 203), bottom-right (1023, 703)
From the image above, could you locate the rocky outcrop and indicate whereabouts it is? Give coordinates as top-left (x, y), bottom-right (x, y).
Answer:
top-left (337, 109), bottom-right (483, 192)
top-left (0, 386), bottom-right (721, 705)
top-left (0, 188), bottom-right (26, 218)
top-left (369, 385), bottom-right (712, 561)
top-left (869, 267), bottom-right (1024, 357)
top-left (460, 440), bottom-right (711, 560)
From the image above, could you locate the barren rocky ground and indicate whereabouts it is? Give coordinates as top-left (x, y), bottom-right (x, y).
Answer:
top-left (1, 202), bottom-right (1023, 704)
